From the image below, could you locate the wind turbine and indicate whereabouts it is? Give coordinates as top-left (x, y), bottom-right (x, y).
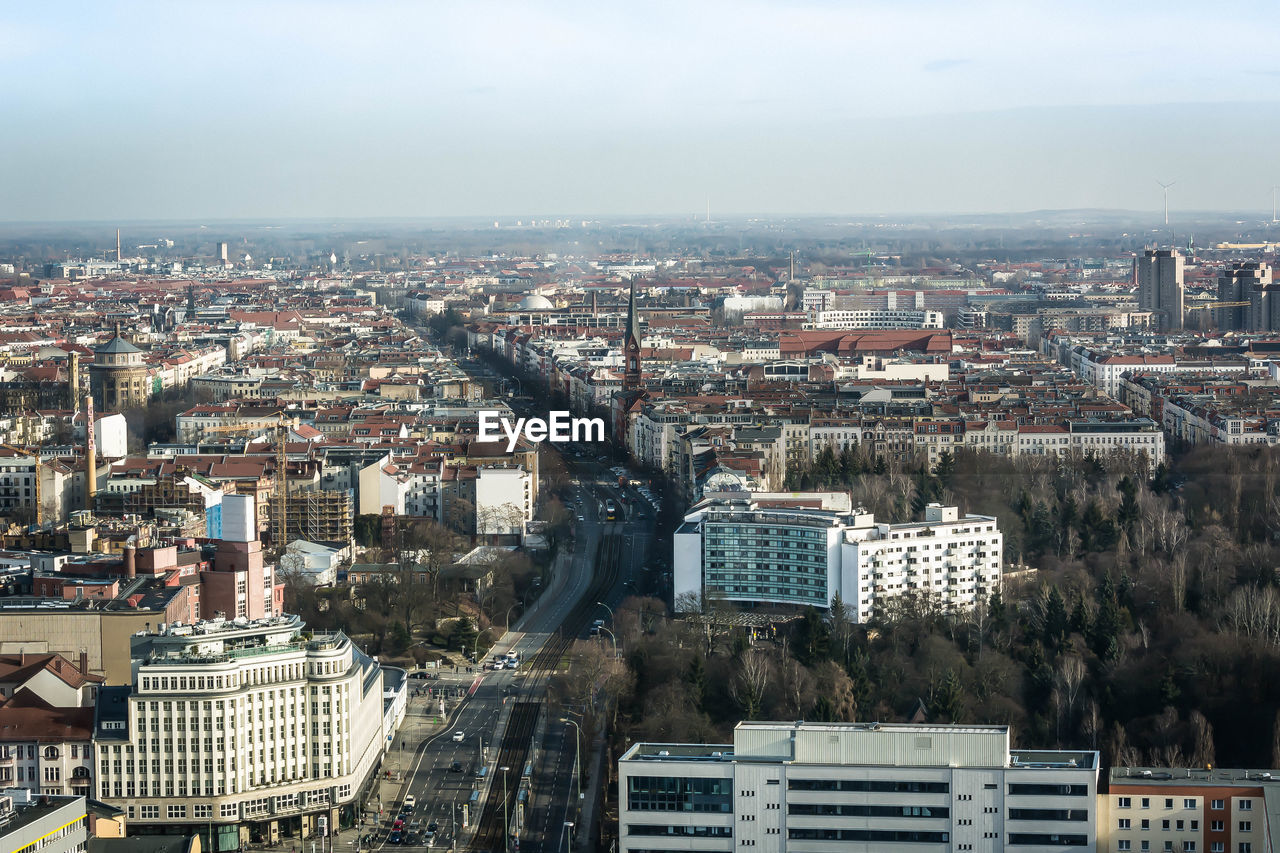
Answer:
top-left (1157, 180), bottom-right (1175, 226)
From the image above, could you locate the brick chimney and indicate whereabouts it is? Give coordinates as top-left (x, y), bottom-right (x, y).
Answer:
top-left (123, 544), bottom-right (136, 579)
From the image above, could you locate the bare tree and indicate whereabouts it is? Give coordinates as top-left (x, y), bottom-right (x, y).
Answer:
top-left (729, 649), bottom-right (772, 720)
top-left (1189, 710), bottom-right (1215, 768)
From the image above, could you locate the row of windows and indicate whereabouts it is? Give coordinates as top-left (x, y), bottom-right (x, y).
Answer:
top-left (627, 776), bottom-right (732, 813)
top-left (789, 803), bottom-right (948, 818)
top-left (1117, 796), bottom-right (1250, 811)
top-left (789, 829), bottom-right (951, 843)
top-left (627, 824), bottom-right (732, 837)
top-left (788, 779), bottom-right (949, 793)
top-left (1116, 843), bottom-right (1248, 853)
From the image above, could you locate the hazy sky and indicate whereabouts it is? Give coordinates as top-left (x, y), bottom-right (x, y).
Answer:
top-left (4, 1), bottom-right (1280, 221)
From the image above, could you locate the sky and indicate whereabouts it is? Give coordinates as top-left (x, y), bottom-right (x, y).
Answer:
top-left (3, 0), bottom-right (1280, 221)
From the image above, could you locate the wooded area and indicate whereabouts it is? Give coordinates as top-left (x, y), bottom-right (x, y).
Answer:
top-left (605, 445), bottom-right (1280, 769)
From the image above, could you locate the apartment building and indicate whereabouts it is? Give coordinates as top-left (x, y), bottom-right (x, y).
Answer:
top-left (0, 791), bottom-right (88, 853)
top-left (618, 721), bottom-right (1098, 853)
top-left (1100, 766), bottom-right (1278, 853)
top-left (674, 499), bottom-right (1001, 620)
top-left (93, 613), bottom-right (392, 852)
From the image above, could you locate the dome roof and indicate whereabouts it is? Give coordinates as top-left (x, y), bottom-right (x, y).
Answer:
top-left (516, 294), bottom-right (554, 310)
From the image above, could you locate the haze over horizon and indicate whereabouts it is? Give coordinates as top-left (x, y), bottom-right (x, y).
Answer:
top-left (5, 1), bottom-right (1280, 223)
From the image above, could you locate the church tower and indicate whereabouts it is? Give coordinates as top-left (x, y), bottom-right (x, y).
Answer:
top-left (623, 278), bottom-right (642, 392)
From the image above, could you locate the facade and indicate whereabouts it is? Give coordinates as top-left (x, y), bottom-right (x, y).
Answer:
top-left (1218, 262), bottom-right (1272, 332)
top-left (618, 721), bottom-right (1099, 853)
top-left (0, 791), bottom-right (88, 853)
top-left (810, 308), bottom-right (945, 329)
top-left (1099, 766), bottom-right (1277, 853)
top-left (93, 614), bottom-right (390, 852)
top-left (674, 499), bottom-right (1001, 621)
top-left (1137, 249), bottom-right (1185, 331)
top-left (0, 651), bottom-right (101, 797)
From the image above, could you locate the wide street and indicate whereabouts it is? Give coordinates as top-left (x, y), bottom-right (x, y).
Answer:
top-left (369, 450), bottom-right (655, 852)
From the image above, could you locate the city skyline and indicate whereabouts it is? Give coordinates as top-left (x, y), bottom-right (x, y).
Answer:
top-left (4, 1), bottom-right (1280, 221)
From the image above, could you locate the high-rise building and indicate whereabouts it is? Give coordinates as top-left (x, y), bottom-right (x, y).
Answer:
top-left (1136, 249), bottom-right (1185, 331)
top-left (618, 721), bottom-right (1099, 853)
top-left (674, 500), bottom-right (1001, 620)
top-left (1218, 261), bottom-right (1275, 332)
top-left (216, 242), bottom-right (229, 265)
top-left (93, 613), bottom-right (396, 852)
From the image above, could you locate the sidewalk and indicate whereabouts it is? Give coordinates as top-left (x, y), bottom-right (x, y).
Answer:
top-left (575, 725), bottom-right (609, 853)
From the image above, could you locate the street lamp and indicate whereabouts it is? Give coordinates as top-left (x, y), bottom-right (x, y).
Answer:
top-left (505, 600), bottom-right (524, 633)
top-left (499, 765), bottom-right (511, 853)
top-left (598, 625), bottom-right (618, 659)
top-left (560, 717), bottom-right (582, 816)
top-left (595, 600), bottom-right (614, 623)
top-left (563, 821), bottom-right (575, 853)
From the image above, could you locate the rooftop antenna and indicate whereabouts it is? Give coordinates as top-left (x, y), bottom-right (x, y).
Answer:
top-left (1157, 180), bottom-right (1175, 226)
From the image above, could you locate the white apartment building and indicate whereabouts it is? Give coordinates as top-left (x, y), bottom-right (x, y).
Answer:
top-left (675, 500), bottom-right (1001, 621)
top-left (93, 614), bottom-right (392, 852)
top-left (618, 721), bottom-right (1099, 853)
top-left (809, 309), bottom-right (945, 329)
top-left (474, 466), bottom-right (533, 538)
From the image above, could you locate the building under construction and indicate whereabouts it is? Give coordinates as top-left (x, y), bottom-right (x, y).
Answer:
top-left (269, 488), bottom-right (353, 546)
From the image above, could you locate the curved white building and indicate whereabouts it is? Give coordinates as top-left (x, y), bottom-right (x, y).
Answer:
top-left (94, 614), bottom-right (393, 852)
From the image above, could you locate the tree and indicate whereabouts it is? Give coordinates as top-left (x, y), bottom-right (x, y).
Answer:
top-left (729, 649), bottom-right (771, 720)
top-left (793, 606), bottom-right (831, 665)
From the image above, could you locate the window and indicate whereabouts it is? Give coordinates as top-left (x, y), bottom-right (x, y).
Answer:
top-left (1212, 822), bottom-right (1224, 832)
top-left (140, 805), bottom-right (159, 820)
top-left (1143, 798), bottom-right (1151, 808)
top-left (1185, 799), bottom-right (1197, 809)
top-left (168, 805), bottom-right (186, 819)
top-left (1239, 845), bottom-right (1252, 853)
top-left (1166, 799), bottom-right (1174, 809)
top-left (1238, 822), bottom-right (1251, 833)
top-left (1211, 800), bottom-right (1224, 810)
top-left (1119, 797), bottom-right (1133, 809)
top-left (1211, 845), bottom-right (1224, 853)
top-left (1238, 800), bottom-right (1252, 811)
top-left (1119, 819), bottom-right (1132, 829)
top-left (1119, 843), bottom-right (1131, 852)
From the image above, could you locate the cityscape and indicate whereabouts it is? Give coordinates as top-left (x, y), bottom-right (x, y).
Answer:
top-left (5, 3), bottom-right (1280, 853)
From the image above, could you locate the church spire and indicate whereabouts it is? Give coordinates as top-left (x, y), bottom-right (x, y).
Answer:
top-left (623, 278), bottom-right (642, 393)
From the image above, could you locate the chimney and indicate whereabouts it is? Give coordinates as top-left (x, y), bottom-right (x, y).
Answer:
top-left (67, 351), bottom-right (80, 410)
top-left (123, 544), bottom-right (136, 579)
top-left (20, 652), bottom-right (27, 666)
top-left (79, 651), bottom-right (88, 676)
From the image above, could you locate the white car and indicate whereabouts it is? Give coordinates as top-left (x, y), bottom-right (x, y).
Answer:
top-left (452, 731), bottom-right (465, 742)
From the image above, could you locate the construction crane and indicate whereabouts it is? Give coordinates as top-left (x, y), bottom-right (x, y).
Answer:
top-left (1184, 301), bottom-right (1251, 312)
top-left (199, 413), bottom-right (297, 551)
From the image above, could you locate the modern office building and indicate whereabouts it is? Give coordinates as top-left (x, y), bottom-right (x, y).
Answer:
top-left (93, 613), bottom-right (394, 852)
top-left (1217, 262), bottom-right (1272, 332)
top-left (1137, 249), bottom-right (1185, 331)
top-left (1099, 766), bottom-right (1280, 853)
top-left (0, 790), bottom-right (88, 853)
top-left (674, 499), bottom-right (1001, 621)
top-left (618, 721), bottom-right (1099, 853)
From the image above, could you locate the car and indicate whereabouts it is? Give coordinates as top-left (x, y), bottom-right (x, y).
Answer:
top-left (452, 730), bottom-right (465, 742)
top-left (450, 760), bottom-right (463, 772)
top-left (577, 514), bottom-right (585, 521)
top-left (427, 823), bottom-right (439, 834)
top-left (392, 818), bottom-right (405, 830)
top-left (388, 831), bottom-right (403, 845)
top-left (404, 795), bottom-right (416, 809)
top-left (408, 670), bottom-right (430, 679)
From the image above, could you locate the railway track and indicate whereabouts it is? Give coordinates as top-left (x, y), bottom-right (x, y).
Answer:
top-left (469, 530), bottom-right (624, 851)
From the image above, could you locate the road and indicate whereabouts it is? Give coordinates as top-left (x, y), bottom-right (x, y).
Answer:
top-left (375, 464), bottom-right (645, 851)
